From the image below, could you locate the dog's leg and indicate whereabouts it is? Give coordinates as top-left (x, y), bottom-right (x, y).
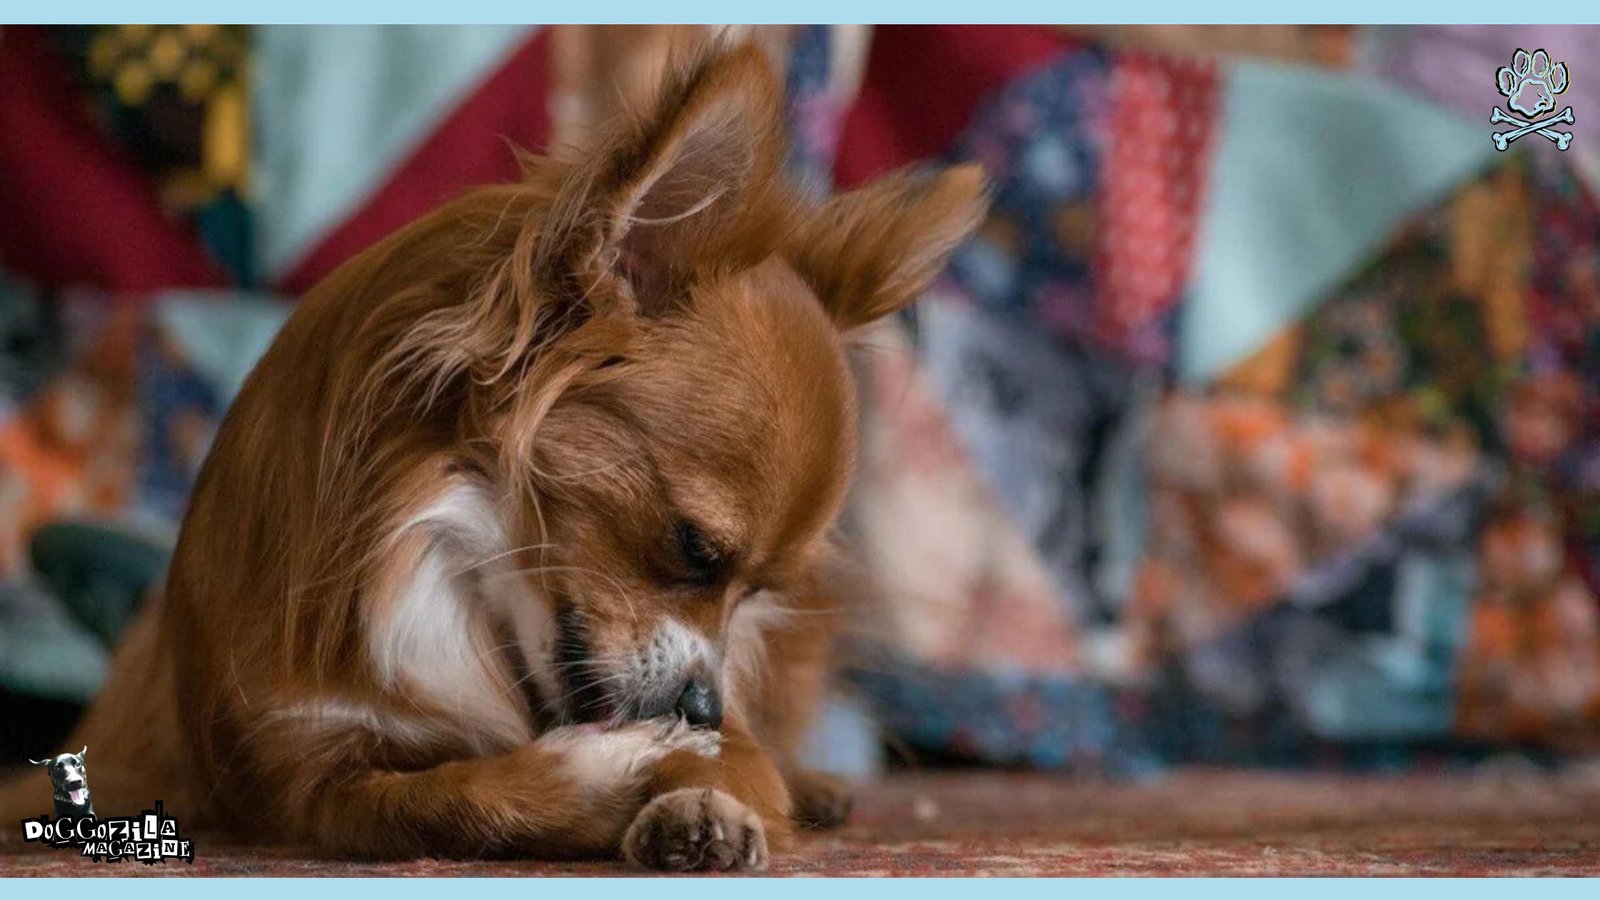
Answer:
top-left (740, 574), bottom-right (857, 832)
top-left (623, 717), bottom-right (791, 871)
top-left (274, 717), bottom-right (717, 859)
top-left (621, 567), bottom-right (858, 870)
top-left (786, 768), bottom-right (854, 830)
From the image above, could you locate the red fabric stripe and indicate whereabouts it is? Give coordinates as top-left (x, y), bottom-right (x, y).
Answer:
top-left (833, 25), bottom-right (1075, 189)
top-left (1095, 54), bottom-right (1220, 356)
top-left (0, 27), bottom-right (225, 291)
top-left (279, 30), bottom-right (553, 295)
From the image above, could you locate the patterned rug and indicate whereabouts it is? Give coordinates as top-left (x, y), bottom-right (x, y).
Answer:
top-left (5, 768), bottom-right (1599, 876)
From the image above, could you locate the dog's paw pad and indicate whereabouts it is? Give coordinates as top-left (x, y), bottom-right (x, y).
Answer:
top-left (788, 770), bottom-right (854, 830)
top-left (623, 788), bottom-right (768, 872)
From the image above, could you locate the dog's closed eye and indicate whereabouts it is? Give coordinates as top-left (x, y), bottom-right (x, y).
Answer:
top-left (673, 520), bottom-right (727, 587)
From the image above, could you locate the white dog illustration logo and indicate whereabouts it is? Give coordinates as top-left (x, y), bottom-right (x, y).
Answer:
top-left (28, 746), bottom-right (93, 818)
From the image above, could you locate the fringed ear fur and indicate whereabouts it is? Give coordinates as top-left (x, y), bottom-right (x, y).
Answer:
top-left (790, 163), bottom-right (990, 330)
top-left (534, 40), bottom-right (791, 316)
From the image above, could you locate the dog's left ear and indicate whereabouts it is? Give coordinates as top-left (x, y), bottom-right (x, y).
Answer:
top-left (791, 163), bottom-right (990, 330)
top-left (79, 746), bottom-right (87, 760)
top-left (537, 41), bottom-right (787, 317)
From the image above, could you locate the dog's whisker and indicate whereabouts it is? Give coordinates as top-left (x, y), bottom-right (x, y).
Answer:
top-left (538, 672), bottom-right (634, 712)
top-left (454, 542), bottom-right (564, 575)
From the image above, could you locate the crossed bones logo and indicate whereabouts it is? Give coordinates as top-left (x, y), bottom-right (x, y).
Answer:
top-left (1492, 48), bottom-right (1574, 151)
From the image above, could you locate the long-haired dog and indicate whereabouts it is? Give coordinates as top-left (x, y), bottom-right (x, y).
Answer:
top-left (0, 42), bottom-right (986, 869)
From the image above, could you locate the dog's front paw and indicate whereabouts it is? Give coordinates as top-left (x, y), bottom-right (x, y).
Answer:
top-left (787, 769), bottom-right (853, 830)
top-left (623, 787), bottom-right (768, 872)
top-left (539, 717), bottom-right (720, 795)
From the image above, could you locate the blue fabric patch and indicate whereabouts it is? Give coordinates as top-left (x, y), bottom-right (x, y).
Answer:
top-left (1184, 60), bottom-right (1495, 385)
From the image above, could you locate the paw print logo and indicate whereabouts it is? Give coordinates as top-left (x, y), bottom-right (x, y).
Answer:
top-left (1490, 48), bottom-right (1574, 151)
top-left (1498, 49), bottom-right (1567, 116)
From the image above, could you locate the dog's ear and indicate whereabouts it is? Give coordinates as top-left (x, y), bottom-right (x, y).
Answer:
top-left (536, 40), bottom-right (787, 317)
top-left (28, 757), bottom-right (49, 766)
top-left (79, 746), bottom-right (87, 760)
top-left (791, 164), bottom-right (990, 330)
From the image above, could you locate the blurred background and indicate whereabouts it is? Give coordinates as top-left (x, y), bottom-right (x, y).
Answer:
top-left (1, 24), bottom-right (1598, 779)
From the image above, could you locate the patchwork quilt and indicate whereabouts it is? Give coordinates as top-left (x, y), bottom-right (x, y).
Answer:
top-left (2, 24), bottom-right (1597, 771)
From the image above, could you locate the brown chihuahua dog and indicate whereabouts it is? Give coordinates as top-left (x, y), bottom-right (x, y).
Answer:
top-left (0, 42), bottom-right (987, 869)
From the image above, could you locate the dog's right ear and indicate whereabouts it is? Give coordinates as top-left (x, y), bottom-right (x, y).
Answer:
top-left (28, 758), bottom-right (49, 766)
top-left (535, 41), bottom-right (788, 318)
top-left (791, 164), bottom-right (990, 331)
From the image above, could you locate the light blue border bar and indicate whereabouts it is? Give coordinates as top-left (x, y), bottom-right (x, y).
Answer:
top-left (5, 5), bottom-right (1600, 24)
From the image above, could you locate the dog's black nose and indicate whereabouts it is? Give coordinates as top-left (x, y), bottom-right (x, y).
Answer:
top-left (674, 678), bottom-right (722, 729)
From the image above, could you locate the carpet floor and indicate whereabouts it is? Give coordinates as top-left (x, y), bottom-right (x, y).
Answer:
top-left (4, 769), bottom-right (1599, 876)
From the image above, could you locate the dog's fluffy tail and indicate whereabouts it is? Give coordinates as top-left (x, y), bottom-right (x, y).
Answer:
top-left (1, 600), bottom-right (196, 840)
